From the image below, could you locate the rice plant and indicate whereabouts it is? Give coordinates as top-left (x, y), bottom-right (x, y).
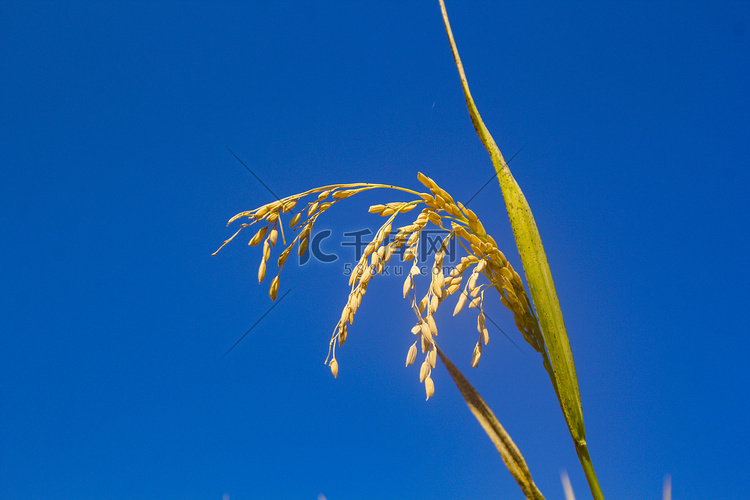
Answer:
top-left (215, 1), bottom-right (609, 498)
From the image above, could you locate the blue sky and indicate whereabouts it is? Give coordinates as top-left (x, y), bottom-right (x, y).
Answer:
top-left (1, 1), bottom-right (749, 499)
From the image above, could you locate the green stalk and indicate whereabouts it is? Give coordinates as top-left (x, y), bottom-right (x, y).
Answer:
top-left (437, 1), bottom-right (604, 498)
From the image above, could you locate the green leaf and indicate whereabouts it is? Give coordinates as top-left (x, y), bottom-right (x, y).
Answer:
top-left (437, 2), bottom-right (604, 498)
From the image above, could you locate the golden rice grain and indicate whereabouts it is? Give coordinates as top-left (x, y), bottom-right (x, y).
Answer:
top-left (387, 201), bottom-right (417, 213)
top-left (446, 281), bottom-right (461, 295)
top-left (419, 359), bottom-right (431, 383)
top-left (307, 202), bottom-right (319, 217)
top-left (298, 237), bottom-right (309, 256)
top-left (267, 227), bottom-right (278, 247)
top-left (433, 194), bottom-right (446, 208)
top-left (467, 272), bottom-right (479, 292)
top-left (444, 203), bottom-right (461, 218)
top-left (478, 314), bottom-right (489, 345)
top-left (282, 199), bottom-right (298, 213)
top-left (403, 276), bottom-right (412, 298)
top-left (406, 231), bottom-right (419, 247)
top-left (436, 188), bottom-right (455, 205)
top-left (406, 343), bottom-right (417, 367)
top-left (430, 276), bottom-right (442, 297)
top-left (331, 189), bottom-right (355, 200)
top-left (417, 172), bottom-right (437, 190)
top-left (364, 240), bottom-right (378, 257)
top-left (428, 294), bottom-right (439, 314)
top-left (471, 341), bottom-right (482, 368)
top-left (424, 376), bottom-right (435, 400)
top-left (338, 323), bottom-right (347, 346)
top-left (339, 307), bottom-right (351, 327)
top-left (418, 296), bottom-right (428, 315)
top-left (262, 240), bottom-right (271, 262)
top-left (254, 204), bottom-right (271, 219)
top-left (258, 260), bottom-right (267, 284)
top-left (278, 247), bottom-right (291, 268)
top-left (347, 265), bottom-right (362, 287)
top-left (463, 206), bottom-right (478, 225)
top-left (349, 295), bottom-right (359, 315)
top-left (427, 211), bottom-right (442, 226)
top-left (360, 265), bottom-right (372, 284)
top-left (376, 260), bottom-right (385, 274)
top-left (453, 292), bottom-right (468, 316)
top-left (500, 295), bottom-right (513, 312)
top-left (289, 212), bottom-right (302, 228)
top-left (426, 314), bottom-right (438, 337)
top-left (299, 223), bottom-right (312, 239)
top-left (248, 225), bottom-right (268, 246)
top-left (498, 266), bottom-right (514, 282)
top-left (420, 321), bottom-right (433, 345)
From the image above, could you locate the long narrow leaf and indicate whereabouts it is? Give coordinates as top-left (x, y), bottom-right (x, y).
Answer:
top-left (437, 346), bottom-right (545, 500)
top-left (437, 2), bottom-right (604, 498)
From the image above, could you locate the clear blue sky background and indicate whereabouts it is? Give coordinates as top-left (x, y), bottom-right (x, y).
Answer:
top-left (2, 2), bottom-right (749, 499)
